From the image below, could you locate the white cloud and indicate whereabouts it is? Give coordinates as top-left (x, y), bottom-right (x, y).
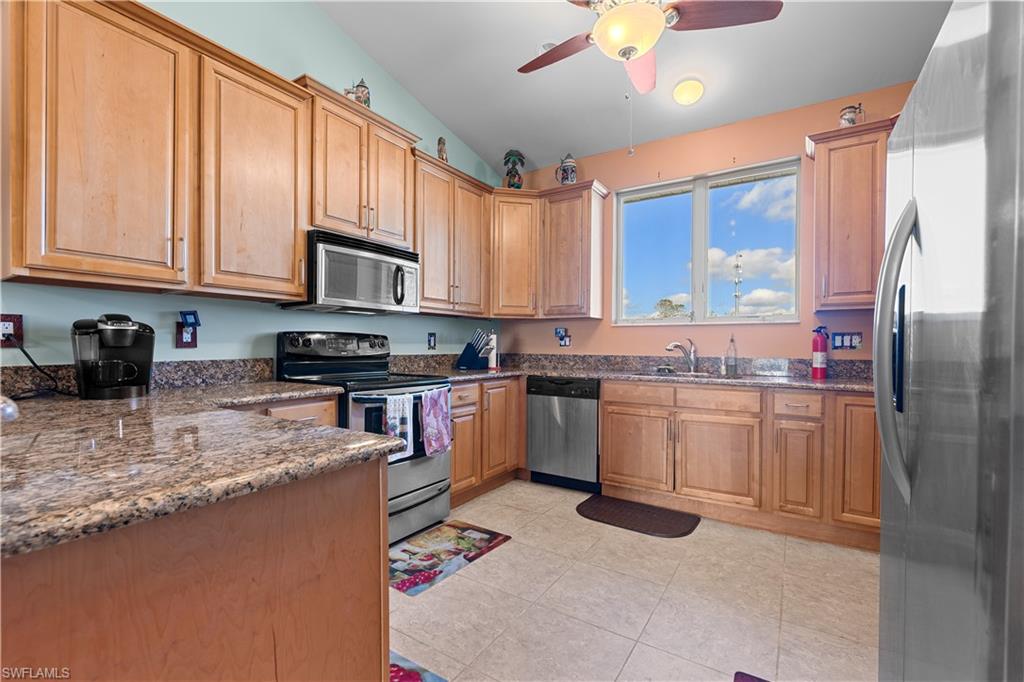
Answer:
top-left (666, 292), bottom-right (691, 306)
top-left (732, 175), bottom-right (796, 222)
top-left (736, 288), bottom-right (795, 316)
top-left (707, 247), bottom-right (794, 282)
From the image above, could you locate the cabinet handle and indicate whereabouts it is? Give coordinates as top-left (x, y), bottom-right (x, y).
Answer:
top-left (363, 205), bottom-right (369, 228)
top-left (369, 207), bottom-right (376, 231)
top-left (784, 402), bottom-right (810, 409)
top-left (293, 415), bottom-right (318, 423)
top-left (175, 236), bottom-right (186, 272)
top-left (299, 258), bottom-right (305, 285)
top-left (485, 393), bottom-right (490, 411)
top-left (821, 274), bottom-right (827, 298)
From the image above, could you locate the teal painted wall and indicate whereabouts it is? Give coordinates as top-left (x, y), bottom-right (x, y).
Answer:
top-left (0, 283), bottom-right (493, 365)
top-left (145, 1), bottom-right (501, 186)
top-left (0, 2), bottom-right (500, 368)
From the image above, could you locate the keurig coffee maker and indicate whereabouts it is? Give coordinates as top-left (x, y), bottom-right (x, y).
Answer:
top-left (71, 314), bottom-right (155, 399)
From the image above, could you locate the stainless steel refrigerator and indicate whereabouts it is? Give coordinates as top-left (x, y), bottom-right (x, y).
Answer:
top-left (875, 2), bottom-right (1022, 680)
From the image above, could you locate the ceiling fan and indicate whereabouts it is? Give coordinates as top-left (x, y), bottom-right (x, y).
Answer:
top-left (518, 0), bottom-right (783, 95)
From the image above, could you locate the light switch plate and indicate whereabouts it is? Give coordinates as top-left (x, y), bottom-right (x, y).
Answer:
top-left (427, 332), bottom-right (437, 350)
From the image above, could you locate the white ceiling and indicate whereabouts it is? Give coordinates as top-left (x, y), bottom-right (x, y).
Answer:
top-left (321, 1), bottom-right (949, 173)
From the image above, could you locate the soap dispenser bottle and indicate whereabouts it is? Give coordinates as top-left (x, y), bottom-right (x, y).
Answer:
top-left (725, 335), bottom-right (738, 377)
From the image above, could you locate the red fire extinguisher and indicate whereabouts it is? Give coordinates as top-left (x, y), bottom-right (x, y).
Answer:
top-left (812, 326), bottom-right (829, 380)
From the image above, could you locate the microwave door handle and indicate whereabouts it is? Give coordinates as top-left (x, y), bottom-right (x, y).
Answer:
top-left (873, 197), bottom-right (917, 505)
top-left (393, 266), bottom-right (406, 305)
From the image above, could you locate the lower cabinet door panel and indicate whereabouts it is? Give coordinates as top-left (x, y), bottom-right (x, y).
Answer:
top-left (833, 395), bottom-right (882, 527)
top-left (600, 404), bottom-right (674, 492)
top-left (676, 413), bottom-right (761, 507)
top-left (450, 402), bottom-right (482, 494)
top-left (773, 420), bottom-right (824, 518)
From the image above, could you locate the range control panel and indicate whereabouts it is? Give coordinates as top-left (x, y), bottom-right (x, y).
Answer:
top-left (278, 332), bottom-right (390, 357)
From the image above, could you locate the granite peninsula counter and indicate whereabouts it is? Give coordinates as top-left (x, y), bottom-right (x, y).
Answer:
top-left (1, 382), bottom-right (399, 680)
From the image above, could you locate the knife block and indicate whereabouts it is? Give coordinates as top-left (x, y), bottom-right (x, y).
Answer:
top-left (455, 343), bottom-right (489, 370)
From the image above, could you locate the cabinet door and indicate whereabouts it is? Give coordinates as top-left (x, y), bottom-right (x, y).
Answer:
top-left (814, 129), bottom-right (888, 309)
top-left (677, 413), bottom-right (761, 507)
top-left (367, 124), bottom-right (413, 249)
top-left (833, 395), bottom-right (881, 527)
top-left (772, 419), bottom-right (824, 518)
top-left (200, 56), bottom-right (309, 297)
top-left (415, 162), bottom-right (454, 312)
top-left (541, 190), bottom-right (588, 316)
top-left (450, 402), bottom-right (482, 495)
top-left (491, 196), bottom-right (538, 316)
top-left (481, 381), bottom-right (514, 480)
top-left (311, 97), bottom-right (367, 237)
top-left (601, 404), bottom-right (674, 491)
top-left (22, 1), bottom-right (190, 283)
top-left (453, 181), bottom-right (490, 316)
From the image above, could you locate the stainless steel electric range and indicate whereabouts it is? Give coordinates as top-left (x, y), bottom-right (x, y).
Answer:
top-left (276, 331), bottom-right (451, 543)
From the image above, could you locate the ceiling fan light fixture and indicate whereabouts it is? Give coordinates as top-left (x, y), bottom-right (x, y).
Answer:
top-left (673, 78), bottom-right (704, 105)
top-left (592, 0), bottom-right (665, 61)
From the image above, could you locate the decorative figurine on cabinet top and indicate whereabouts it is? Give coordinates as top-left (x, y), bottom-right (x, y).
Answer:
top-left (556, 153), bottom-right (577, 185)
top-left (838, 102), bottom-right (863, 127)
top-left (437, 136), bottom-right (448, 163)
top-left (344, 78), bottom-right (371, 108)
top-left (503, 149), bottom-right (526, 189)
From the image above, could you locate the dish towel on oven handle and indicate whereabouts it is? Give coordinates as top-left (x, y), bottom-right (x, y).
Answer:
top-left (421, 388), bottom-right (452, 457)
top-left (385, 394), bottom-right (415, 459)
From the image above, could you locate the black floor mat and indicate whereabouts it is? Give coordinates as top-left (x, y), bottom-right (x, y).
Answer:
top-left (576, 494), bottom-right (701, 538)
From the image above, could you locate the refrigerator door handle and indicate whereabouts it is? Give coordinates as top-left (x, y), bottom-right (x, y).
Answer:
top-left (873, 197), bottom-right (917, 505)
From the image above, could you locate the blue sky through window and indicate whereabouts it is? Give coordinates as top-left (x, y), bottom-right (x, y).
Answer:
top-left (621, 192), bottom-right (693, 320)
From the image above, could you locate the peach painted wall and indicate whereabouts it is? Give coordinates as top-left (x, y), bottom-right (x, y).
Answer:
top-left (503, 81), bottom-right (914, 361)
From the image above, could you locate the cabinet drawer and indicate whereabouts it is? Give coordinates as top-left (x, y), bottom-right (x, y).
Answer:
top-left (675, 386), bottom-right (761, 414)
top-left (451, 383), bottom-right (481, 407)
top-left (602, 382), bottom-right (675, 407)
top-left (265, 398), bottom-right (338, 427)
top-left (773, 392), bottom-right (824, 419)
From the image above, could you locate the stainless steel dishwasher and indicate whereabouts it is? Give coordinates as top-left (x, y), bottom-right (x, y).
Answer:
top-left (526, 376), bottom-right (600, 493)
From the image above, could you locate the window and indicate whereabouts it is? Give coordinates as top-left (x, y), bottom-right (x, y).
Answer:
top-left (615, 159), bottom-right (799, 324)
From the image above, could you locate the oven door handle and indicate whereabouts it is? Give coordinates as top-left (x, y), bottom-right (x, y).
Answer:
top-left (351, 388), bottom-right (450, 404)
top-left (387, 480), bottom-right (451, 517)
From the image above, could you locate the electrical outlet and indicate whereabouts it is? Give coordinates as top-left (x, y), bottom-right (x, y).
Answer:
top-left (427, 332), bottom-right (437, 350)
top-left (0, 314), bottom-right (24, 348)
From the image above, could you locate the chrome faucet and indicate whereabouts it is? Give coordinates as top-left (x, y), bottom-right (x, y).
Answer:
top-left (666, 339), bottom-right (698, 373)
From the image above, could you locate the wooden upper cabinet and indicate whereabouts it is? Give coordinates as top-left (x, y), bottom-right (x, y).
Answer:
top-left (676, 412), bottom-right (761, 507)
top-left (540, 181), bottom-right (607, 318)
top-left (832, 394), bottom-right (882, 528)
top-left (601, 404), bottom-right (674, 492)
top-left (20, 1), bottom-right (191, 283)
top-left (367, 125), bottom-right (414, 249)
top-left (492, 191), bottom-right (539, 317)
top-left (807, 118), bottom-right (894, 310)
top-left (773, 419), bottom-right (824, 518)
top-left (453, 180), bottom-right (490, 316)
top-left (415, 159), bottom-right (455, 313)
top-left (199, 56), bottom-right (309, 297)
top-left (311, 96), bottom-right (368, 237)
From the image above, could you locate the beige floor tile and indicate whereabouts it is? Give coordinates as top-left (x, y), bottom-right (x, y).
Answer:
top-left (474, 605), bottom-right (635, 681)
top-left (545, 562), bottom-right (664, 639)
top-left (666, 551), bottom-right (783, 619)
top-left (449, 500), bottom-right (541, 536)
top-left (390, 588), bottom-right (416, 614)
top-left (477, 480), bottom-right (587, 513)
top-left (784, 537), bottom-right (879, 592)
top-left (454, 665), bottom-right (501, 682)
top-left (782, 573), bottom-right (878, 646)
top-left (777, 622), bottom-right (879, 682)
top-left (682, 519), bottom-right (787, 567)
top-left (640, 592), bottom-right (780, 680)
top-left (580, 531), bottom-right (682, 586)
top-left (458, 540), bottom-right (574, 601)
top-left (513, 512), bottom-right (607, 559)
top-left (390, 628), bottom-right (466, 680)
top-left (390, 574), bottom-right (531, 665)
top-left (617, 643), bottom-right (731, 682)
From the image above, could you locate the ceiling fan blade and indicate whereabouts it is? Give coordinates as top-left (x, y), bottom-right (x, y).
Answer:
top-left (517, 32), bottom-right (594, 73)
top-left (624, 49), bottom-right (656, 95)
top-left (666, 1), bottom-right (783, 31)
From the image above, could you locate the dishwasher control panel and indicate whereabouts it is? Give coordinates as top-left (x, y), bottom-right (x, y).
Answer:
top-left (526, 376), bottom-right (600, 400)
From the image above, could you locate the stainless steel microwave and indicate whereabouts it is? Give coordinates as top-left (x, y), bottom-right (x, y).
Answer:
top-left (282, 230), bottom-right (419, 314)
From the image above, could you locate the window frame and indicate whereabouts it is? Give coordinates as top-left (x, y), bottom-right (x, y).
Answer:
top-left (612, 157), bottom-right (801, 326)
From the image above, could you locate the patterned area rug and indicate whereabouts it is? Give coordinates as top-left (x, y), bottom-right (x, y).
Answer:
top-left (389, 650), bottom-right (447, 682)
top-left (389, 520), bottom-right (510, 596)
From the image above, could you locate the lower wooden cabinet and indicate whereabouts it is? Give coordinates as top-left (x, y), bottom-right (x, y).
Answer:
top-left (832, 394), bottom-right (882, 528)
top-left (600, 404), bottom-right (674, 492)
top-left (450, 379), bottom-right (520, 505)
top-left (451, 401), bottom-right (482, 495)
top-left (482, 380), bottom-right (517, 480)
top-left (677, 412), bottom-right (761, 507)
top-left (772, 419), bottom-right (824, 518)
top-left (226, 396), bottom-right (338, 427)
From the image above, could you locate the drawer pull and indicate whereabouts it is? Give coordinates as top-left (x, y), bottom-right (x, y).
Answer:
top-left (785, 402), bottom-right (810, 408)
top-left (293, 416), bottom-right (319, 423)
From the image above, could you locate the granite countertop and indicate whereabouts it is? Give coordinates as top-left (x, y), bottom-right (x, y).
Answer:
top-left (1, 382), bottom-right (405, 558)
top-left (446, 368), bottom-right (873, 393)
